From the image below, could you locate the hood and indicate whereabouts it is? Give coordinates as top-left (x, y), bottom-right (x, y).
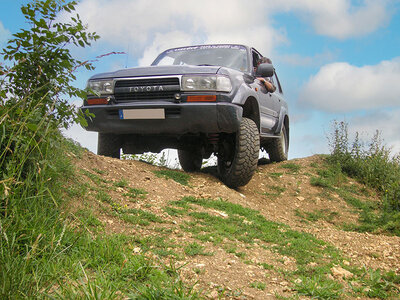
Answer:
top-left (89, 65), bottom-right (222, 80)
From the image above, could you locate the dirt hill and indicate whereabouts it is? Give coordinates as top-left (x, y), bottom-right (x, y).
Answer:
top-left (68, 150), bottom-right (400, 299)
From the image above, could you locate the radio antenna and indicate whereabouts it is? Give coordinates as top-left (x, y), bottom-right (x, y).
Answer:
top-left (125, 42), bottom-right (130, 68)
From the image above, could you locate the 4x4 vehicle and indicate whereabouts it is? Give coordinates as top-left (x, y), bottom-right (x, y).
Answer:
top-left (81, 44), bottom-right (289, 188)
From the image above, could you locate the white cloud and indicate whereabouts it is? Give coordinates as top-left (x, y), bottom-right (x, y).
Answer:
top-left (138, 31), bottom-right (197, 66)
top-left (299, 58), bottom-right (400, 112)
top-left (268, 0), bottom-right (390, 39)
top-left (0, 21), bottom-right (11, 45)
top-left (75, 0), bottom-right (286, 59)
top-left (74, 0), bottom-right (392, 70)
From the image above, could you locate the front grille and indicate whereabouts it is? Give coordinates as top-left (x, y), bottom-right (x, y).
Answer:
top-left (114, 77), bottom-right (180, 103)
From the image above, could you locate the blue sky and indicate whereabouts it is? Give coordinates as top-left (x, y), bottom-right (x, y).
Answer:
top-left (1, 0), bottom-right (400, 159)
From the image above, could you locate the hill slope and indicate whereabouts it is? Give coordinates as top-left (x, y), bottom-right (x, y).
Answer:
top-left (68, 151), bottom-right (400, 299)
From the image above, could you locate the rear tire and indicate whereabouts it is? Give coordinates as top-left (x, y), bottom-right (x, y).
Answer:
top-left (218, 117), bottom-right (259, 188)
top-left (98, 133), bottom-right (121, 159)
top-left (268, 124), bottom-right (288, 162)
top-left (178, 149), bottom-right (202, 172)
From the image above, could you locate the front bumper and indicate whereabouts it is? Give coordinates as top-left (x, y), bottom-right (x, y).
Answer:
top-left (80, 102), bottom-right (243, 135)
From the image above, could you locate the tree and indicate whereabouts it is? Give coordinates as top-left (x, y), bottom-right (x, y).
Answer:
top-left (1, 0), bottom-right (99, 128)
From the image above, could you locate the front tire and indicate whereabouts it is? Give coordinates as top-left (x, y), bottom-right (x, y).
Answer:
top-left (218, 117), bottom-right (259, 188)
top-left (178, 149), bottom-right (202, 172)
top-left (98, 133), bottom-right (121, 159)
top-left (268, 124), bottom-right (288, 162)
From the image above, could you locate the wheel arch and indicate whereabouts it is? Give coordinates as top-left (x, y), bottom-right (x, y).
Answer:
top-left (241, 96), bottom-right (260, 132)
top-left (284, 115), bottom-right (289, 143)
top-left (276, 108), bottom-right (289, 137)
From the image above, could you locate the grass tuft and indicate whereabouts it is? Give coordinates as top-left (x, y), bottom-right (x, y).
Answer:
top-left (154, 169), bottom-right (191, 186)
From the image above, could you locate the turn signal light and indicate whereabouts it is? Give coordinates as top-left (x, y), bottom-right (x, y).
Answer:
top-left (187, 95), bottom-right (216, 102)
top-left (87, 98), bottom-right (108, 105)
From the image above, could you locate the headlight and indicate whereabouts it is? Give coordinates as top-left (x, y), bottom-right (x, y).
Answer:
top-left (87, 79), bottom-right (113, 95)
top-left (181, 75), bottom-right (232, 92)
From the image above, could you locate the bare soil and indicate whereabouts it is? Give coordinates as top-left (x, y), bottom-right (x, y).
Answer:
top-left (70, 151), bottom-right (400, 299)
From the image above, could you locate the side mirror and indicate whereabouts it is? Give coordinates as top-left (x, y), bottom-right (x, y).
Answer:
top-left (256, 63), bottom-right (274, 77)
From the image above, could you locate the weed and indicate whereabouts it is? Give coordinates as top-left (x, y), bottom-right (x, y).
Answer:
top-left (123, 187), bottom-right (148, 201)
top-left (263, 185), bottom-right (286, 198)
top-left (294, 276), bottom-right (343, 299)
top-left (96, 190), bottom-right (113, 204)
top-left (328, 120), bottom-right (400, 235)
top-left (260, 263), bottom-right (274, 270)
top-left (269, 172), bottom-right (283, 178)
top-left (279, 162), bottom-right (301, 173)
top-left (250, 281), bottom-right (266, 290)
top-left (235, 251), bottom-right (246, 259)
top-left (184, 242), bottom-right (213, 256)
top-left (154, 169), bottom-right (191, 186)
top-left (348, 267), bottom-right (400, 298)
top-left (75, 208), bottom-right (104, 231)
top-left (92, 168), bottom-right (106, 175)
top-left (164, 206), bottom-right (187, 216)
top-left (310, 176), bottom-right (332, 188)
top-left (295, 209), bottom-right (338, 223)
top-left (113, 178), bottom-right (128, 188)
top-left (81, 169), bottom-right (109, 185)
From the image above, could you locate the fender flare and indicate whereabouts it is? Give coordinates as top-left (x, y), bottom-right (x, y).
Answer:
top-left (275, 107), bottom-right (289, 135)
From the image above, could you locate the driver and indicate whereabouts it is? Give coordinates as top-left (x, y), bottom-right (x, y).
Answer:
top-left (256, 57), bottom-right (276, 93)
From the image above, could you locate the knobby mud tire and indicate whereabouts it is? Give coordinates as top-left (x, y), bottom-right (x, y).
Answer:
top-left (218, 117), bottom-right (260, 188)
top-left (268, 124), bottom-right (288, 162)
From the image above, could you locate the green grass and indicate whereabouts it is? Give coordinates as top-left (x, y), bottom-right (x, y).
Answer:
top-left (0, 4), bottom-right (198, 297)
top-left (123, 187), bottom-right (148, 201)
top-left (279, 162), bottom-right (301, 173)
top-left (295, 209), bottom-right (339, 223)
top-left (250, 281), bottom-right (266, 290)
top-left (294, 276), bottom-right (343, 299)
top-left (184, 242), bottom-right (213, 256)
top-left (0, 131), bottom-right (196, 299)
top-left (113, 178), bottom-right (128, 188)
top-left (269, 172), bottom-right (283, 178)
top-left (92, 168), bottom-right (106, 175)
top-left (119, 208), bottom-right (164, 226)
top-left (263, 185), bottom-right (286, 198)
top-left (309, 159), bottom-right (400, 235)
top-left (80, 169), bottom-right (109, 186)
top-left (74, 208), bottom-right (104, 231)
top-left (154, 169), bottom-right (191, 186)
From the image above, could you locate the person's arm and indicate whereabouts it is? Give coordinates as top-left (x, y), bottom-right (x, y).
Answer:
top-left (257, 77), bottom-right (276, 93)
top-left (264, 78), bottom-right (276, 93)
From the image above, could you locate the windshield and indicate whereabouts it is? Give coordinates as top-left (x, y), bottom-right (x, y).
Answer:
top-left (152, 45), bottom-right (249, 72)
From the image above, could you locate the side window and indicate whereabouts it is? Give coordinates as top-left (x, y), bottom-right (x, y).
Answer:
top-left (252, 51), bottom-right (261, 71)
top-left (274, 71), bottom-right (283, 94)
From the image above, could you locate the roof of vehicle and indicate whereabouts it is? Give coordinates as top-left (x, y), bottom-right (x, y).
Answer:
top-left (159, 44), bottom-right (251, 53)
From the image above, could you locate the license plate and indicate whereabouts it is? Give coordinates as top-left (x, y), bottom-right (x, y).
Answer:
top-left (119, 109), bottom-right (165, 120)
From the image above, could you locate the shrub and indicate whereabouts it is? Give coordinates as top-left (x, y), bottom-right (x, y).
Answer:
top-left (328, 121), bottom-right (400, 234)
top-left (0, 0), bottom-right (98, 297)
